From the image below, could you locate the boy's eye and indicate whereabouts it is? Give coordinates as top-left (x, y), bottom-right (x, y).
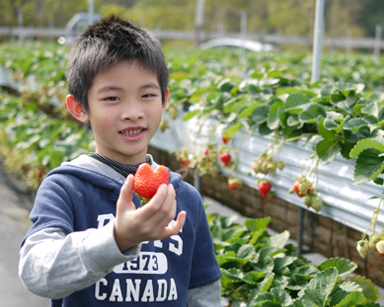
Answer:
top-left (105, 96), bottom-right (120, 101)
top-left (142, 93), bottom-right (157, 99)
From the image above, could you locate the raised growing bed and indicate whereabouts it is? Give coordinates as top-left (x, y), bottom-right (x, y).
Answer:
top-left (151, 115), bottom-right (384, 235)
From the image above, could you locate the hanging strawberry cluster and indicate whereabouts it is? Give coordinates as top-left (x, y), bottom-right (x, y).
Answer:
top-left (356, 197), bottom-right (384, 259)
top-left (249, 135), bottom-right (285, 198)
top-left (290, 176), bottom-right (323, 212)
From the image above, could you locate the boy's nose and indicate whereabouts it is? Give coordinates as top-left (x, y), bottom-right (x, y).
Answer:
top-left (121, 102), bottom-right (144, 121)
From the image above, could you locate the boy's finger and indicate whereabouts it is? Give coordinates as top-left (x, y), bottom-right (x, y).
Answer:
top-left (116, 175), bottom-right (136, 214)
top-left (148, 184), bottom-right (169, 208)
top-left (161, 211), bottom-right (187, 238)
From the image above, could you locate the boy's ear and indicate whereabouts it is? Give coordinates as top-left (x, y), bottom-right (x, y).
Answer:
top-left (162, 88), bottom-right (169, 111)
top-left (66, 95), bottom-right (89, 123)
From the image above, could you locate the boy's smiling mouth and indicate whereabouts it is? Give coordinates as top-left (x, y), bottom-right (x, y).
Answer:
top-left (119, 128), bottom-right (145, 136)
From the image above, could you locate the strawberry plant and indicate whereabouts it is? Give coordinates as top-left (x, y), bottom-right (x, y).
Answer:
top-left (207, 211), bottom-right (382, 307)
top-left (0, 91), bottom-right (92, 190)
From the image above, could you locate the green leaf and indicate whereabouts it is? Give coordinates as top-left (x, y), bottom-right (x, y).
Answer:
top-left (249, 229), bottom-right (268, 245)
top-left (320, 85), bottom-right (333, 97)
top-left (267, 69), bottom-right (283, 78)
top-left (251, 105), bottom-right (270, 124)
top-left (344, 275), bottom-right (380, 302)
top-left (260, 272), bottom-right (275, 293)
top-left (349, 138), bottom-right (384, 158)
top-left (286, 114), bottom-right (300, 127)
top-left (243, 271), bottom-right (267, 285)
top-left (299, 104), bottom-right (326, 123)
top-left (267, 230), bottom-right (290, 249)
top-left (294, 265), bottom-right (320, 280)
top-left (268, 100), bottom-right (285, 130)
top-left (323, 111), bottom-right (346, 133)
top-left (332, 291), bottom-right (366, 307)
top-left (238, 102), bottom-right (260, 118)
top-left (300, 267), bottom-right (338, 307)
top-left (182, 109), bottom-right (200, 121)
top-left (361, 102), bottom-right (379, 120)
top-left (316, 139), bottom-right (339, 164)
top-left (274, 256), bottom-right (295, 273)
top-left (317, 258), bottom-right (357, 277)
top-left (259, 122), bottom-right (274, 135)
top-left (270, 288), bottom-right (293, 306)
top-left (247, 83), bottom-right (260, 95)
top-left (318, 118), bottom-right (336, 141)
top-left (224, 97), bottom-right (251, 114)
top-left (353, 148), bottom-right (384, 185)
top-left (286, 93), bottom-right (311, 108)
top-left (244, 217), bottom-right (271, 232)
top-left (237, 244), bottom-right (256, 259)
top-left (334, 82), bottom-right (365, 95)
top-left (343, 117), bottom-right (370, 131)
top-left (221, 268), bottom-right (244, 281)
top-left (188, 88), bottom-right (207, 103)
top-left (218, 79), bottom-right (235, 92)
top-left (222, 121), bottom-right (243, 139)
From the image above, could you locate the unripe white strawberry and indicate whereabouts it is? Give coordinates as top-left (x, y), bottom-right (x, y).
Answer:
top-left (302, 196), bottom-right (312, 208)
top-left (276, 161), bottom-right (284, 170)
top-left (311, 197), bottom-right (323, 212)
top-left (357, 240), bottom-right (369, 258)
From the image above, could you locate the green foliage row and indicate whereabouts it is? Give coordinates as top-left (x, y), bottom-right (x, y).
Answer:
top-left (207, 211), bottom-right (382, 306)
top-left (178, 67), bottom-right (384, 186)
top-left (1, 42), bottom-right (384, 189)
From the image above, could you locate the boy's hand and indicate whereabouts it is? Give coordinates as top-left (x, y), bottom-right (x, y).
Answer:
top-left (114, 174), bottom-right (186, 252)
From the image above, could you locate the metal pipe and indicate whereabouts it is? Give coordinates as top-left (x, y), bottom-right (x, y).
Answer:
top-left (311, 0), bottom-right (325, 83)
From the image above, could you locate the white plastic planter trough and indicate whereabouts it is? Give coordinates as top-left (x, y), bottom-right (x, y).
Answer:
top-left (150, 116), bottom-right (384, 235)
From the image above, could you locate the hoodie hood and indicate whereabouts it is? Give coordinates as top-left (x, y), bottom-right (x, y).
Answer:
top-left (47, 154), bottom-right (183, 192)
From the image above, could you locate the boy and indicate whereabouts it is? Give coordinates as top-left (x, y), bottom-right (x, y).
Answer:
top-left (19, 16), bottom-right (221, 306)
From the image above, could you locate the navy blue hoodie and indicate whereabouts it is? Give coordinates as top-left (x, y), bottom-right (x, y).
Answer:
top-left (20, 155), bottom-right (221, 306)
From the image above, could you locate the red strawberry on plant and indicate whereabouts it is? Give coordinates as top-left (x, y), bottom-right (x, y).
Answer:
top-left (228, 177), bottom-right (242, 192)
top-left (133, 163), bottom-right (169, 204)
top-left (219, 152), bottom-right (231, 166)
top-left (258, 180), bottom-right (271, 198)
top-left (293, 178), bottom-right (311, 197)
top-left (221, 136), bottom-right (230, 144)
top-left (376, 241), bottom-right (384, 257)
top-left (178, 158), bottom-right (190, 167)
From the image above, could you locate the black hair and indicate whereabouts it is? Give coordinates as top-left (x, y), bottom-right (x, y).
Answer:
top-left (66, 15), bottom-right (169, 111)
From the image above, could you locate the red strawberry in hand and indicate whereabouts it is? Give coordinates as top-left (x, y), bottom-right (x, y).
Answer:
top-left (258, 180), bottom-right (271, 198)
top-left (219, 152), bottom-right (231, 166)
top-left (133, 163), bottom-right (169, 204)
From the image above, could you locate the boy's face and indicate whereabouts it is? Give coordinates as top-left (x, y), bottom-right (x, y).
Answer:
top-left (81, 60), bottom-right (168, 164)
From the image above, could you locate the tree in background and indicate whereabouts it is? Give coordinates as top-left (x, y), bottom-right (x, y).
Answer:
top-left (325, 0), bottom-right (364, 38)
top-left (0, 0), bottom-right (383, 41)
